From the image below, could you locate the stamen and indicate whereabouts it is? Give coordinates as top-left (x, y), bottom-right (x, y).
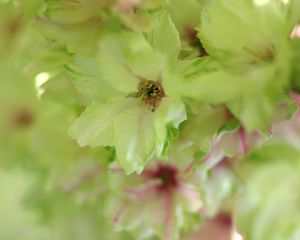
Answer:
top-left (137, 79), bottom-right (165, 112)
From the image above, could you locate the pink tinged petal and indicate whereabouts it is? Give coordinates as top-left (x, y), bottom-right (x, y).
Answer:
top-left (109, 166), bottom-right (124, 173)
top-left (116, 0), bottom-right (141, 12)
top-left (124, 182), bottom-right (158, 200)
top-left (77, 187), bottom-right (107, 203)
top-left (272, 119), bottom-right (300, 148)
top-left (290, 92), bottom-right (300, 121)
top-left (214, 156), bottom-right (240, 172)
top-left (207, 126), bottom-right (265, 169)
top-left (188, 213), bottom-right (233, 240)
top-left (238, 127), bottom-right (248, 155)
top-left (178, 183), bottom-right (203, 212)
top-left (183, 160), bottom-right (195, 174)
top-left (62, 165), bottom-right (101, 192)
top-left (232, 231), bottom-right (244, 240)
top-left (220, 130), bottom-right (242, 155)
top-left (271, 92), bottom-right (300, 146)
top-left (242, 129), bottom-right (265, 154)
top-left (113, 205), bottom-right (125, 225)
top-left (205, 131), bottom-right (241, 169)
top-left (204, 141), bottom-right (225, 169)
top-left (163, 192), bottom-right (174, 240)
top-left (291, 24), bottom-right (300, 39)
top-left (141, 167), bottom-right (158, 179)
top-left (272, 102), bottom-right (293, 124)
top-left (272, 116), bottom-right (300, 145)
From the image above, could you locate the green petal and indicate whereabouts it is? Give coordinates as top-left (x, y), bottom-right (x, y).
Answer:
top-left (228, 89), bottom-right (279, 131)
top-left (113, 103), bottom-right (157, 174)
top-left (199, 0), bottom-right (289, 66)
top-left (236, 144), bottom-right (300, 240)
top-left (45, 0), bottom-right (104, 24)
top-left (139, 0), bottom-right (167, 9)
top-left (289, 0), bottom-right (300, 28)
top-left (181, 58), bottom-right (261, 103)
top-left (36, 18), bottom-right (104, 56)
top-left (68, 100), bottom-right (122, 148)
top-left (98, 37), bottom-right (141, 93)
top-left (66, 56), bottom-right (129, 105)
top-left (70, 98), bottom-right (179, 174)
top-left (227, 62), bottom-right (289, 131)
top-left (154, 97), bottom-right (187, 156)
top-left (181, 57), bottom-right (289, 132)
top-left (146, 11), bottom-right (180, 65)
top-left (291, 40), bottom-right (300, 91)
top-left (69, 94), bottom-right (186, 174)
top-left (116, 8), bottom-right (152, 32)
top-left (166, 0), bottom-right (203, 34)
top-left (177, 101), bottom-right (227, 154)
top-left (99, 31), bottom-right (163, 81)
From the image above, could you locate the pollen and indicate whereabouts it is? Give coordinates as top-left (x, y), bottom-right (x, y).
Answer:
top-left (137, 79), bottom-right (165, 112)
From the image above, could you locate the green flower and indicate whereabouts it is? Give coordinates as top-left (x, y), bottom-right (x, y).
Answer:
top-left (113, 0), bottom-right (167, 31)
top-left (183, 0), bottom-right (300, 131)
top-left (68, 13), bottom-right (189, 174)
top-left (236, 143), bottom-right (300, 240)
top-left (37, 0), bottom-right (107, 56)
top-left (166, 0), bottom-right (206, 58)
top-left (167, 100), bottom-right (228, 168)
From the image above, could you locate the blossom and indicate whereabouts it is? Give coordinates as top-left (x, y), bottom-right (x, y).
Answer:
top-left (106, 159), bottom-right (203, 240)
top-left (181, 0), bottom-right (300, 131)
top-left (67, 12), bottom-right (190, 174)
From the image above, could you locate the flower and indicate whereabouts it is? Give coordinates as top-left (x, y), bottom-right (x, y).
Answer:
top-left (37, 0), bottom-right (107, 56)
top-left (67, 12), bottom-right (190, 174)
top-left (181, 0), bottom-right (300, 131)
top-left (106, 159), bottom-right (203, 240)
top-left (236, 141), bottom-right (300, 240)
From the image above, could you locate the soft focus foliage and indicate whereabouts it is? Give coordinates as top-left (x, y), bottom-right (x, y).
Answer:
top-left (1, 0), bottom-right (300, 239)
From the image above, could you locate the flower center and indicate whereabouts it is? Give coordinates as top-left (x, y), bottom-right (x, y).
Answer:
top-left (151, 164), bottom-right (179, 190)
top-left (137, 79), bottom-right (165, 112)
top-left (12, 108), bottom-right (34, 128)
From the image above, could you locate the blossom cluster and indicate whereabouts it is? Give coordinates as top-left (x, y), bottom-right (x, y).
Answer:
top-left (0, 0), bottom-right (300, 240)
